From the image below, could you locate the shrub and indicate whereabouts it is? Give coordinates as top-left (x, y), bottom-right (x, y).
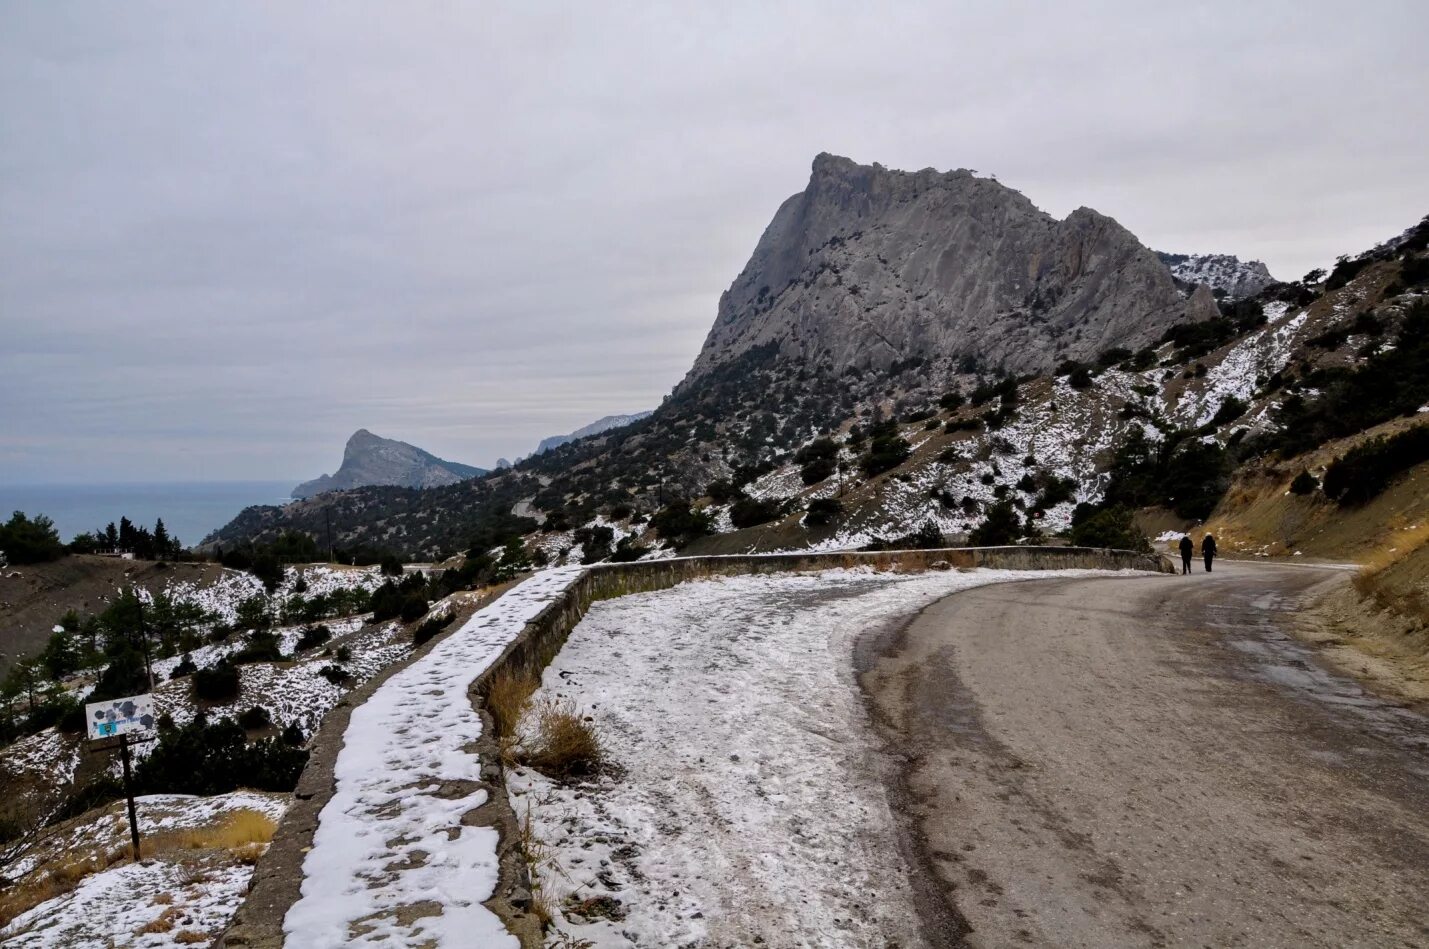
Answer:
top-left (859, 427), bottom-right (911, 476)
top-left (803, 497), bottom-right (843, 527)
top-left (380, 554), bottom-right (404, 576)
top-left (135, 716), bottom-right (307, 795)
top-left (232, 630), bottom-right (285, 664)
top-left (317, 664), bottom-right (350, 686)
top-left (192, 659), bottom-right (241, 703)
top-left (607, 537), bottom-right (649, 562)
top-left (650, 502), bottom-right (713, 546)
top-left (729, 497), bottom-right (780, 529)
top-left (412, 612), bottom-right (454, 647)
top-left (1210, 397), bottom-right (1248, 427)
top-left (1323, 425), bottom-right (1429, 505)
top-left (521, 698), bottom-right (602, 779)
top-left (171, 653), bottom-right (198, 679)
top-left (237, 705), bottom-right (272, 730)
top-left (969, 500), bottom-right (1022, 546)
top-left (799, 455), bottom-right (836, 485)
top-left (295, 625), bottom-right (332, 651)
top-left (1068, 506), bottom-right (1149, 552)
top-left (398, 595), bottom-right (430, 623)
top-left (1289, 471), bottom-right (1319, 496)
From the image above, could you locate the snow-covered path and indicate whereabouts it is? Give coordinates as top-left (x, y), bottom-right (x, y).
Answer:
top-left (510, 567), bottom-right (1107, 948)
top-left (282, 566), bottom-right (585, 949)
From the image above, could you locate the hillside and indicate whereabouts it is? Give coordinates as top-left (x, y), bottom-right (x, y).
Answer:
top-left (290, 429), bottom-right (485, 500)
top-left (206, 160), bottom-right (1428, 577)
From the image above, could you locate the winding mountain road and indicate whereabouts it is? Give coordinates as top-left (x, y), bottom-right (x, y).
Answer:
top-left (861, 561), bottom-right (1429, 948)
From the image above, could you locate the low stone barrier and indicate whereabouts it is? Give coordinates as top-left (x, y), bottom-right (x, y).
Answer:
top-left (221, 545), bottom-right (1168, 947)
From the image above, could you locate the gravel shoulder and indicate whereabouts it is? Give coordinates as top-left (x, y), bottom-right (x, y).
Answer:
top-left (861, 561), bottom-right (1429, 948)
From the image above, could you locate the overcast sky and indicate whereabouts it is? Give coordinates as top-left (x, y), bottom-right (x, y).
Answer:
top-left (3, 1), bottom-right (1426, 483)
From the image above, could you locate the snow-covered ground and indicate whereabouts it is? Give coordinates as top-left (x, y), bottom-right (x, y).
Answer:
top-left (0, 791), bottom-right (289, 949)
top-left (283, 566), bottom-right (586, 949)
top-left (508, 567), bottom-right (1123, 947)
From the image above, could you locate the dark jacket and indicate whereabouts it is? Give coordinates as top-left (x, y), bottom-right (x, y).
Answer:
top-left (1202, 534), bottom-right (1217, 557)
top-left (1179, 536), bottom-right (1193, 557)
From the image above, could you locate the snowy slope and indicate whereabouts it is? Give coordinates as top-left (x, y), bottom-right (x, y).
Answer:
top-left (1157, 251), bottom-right (1275, 299)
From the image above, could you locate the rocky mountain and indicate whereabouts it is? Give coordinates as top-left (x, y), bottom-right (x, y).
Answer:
top-left (684, 153), bottom-right (1216, 385)
top-left (291, 429), bottom-right (485, 499)
top-left (1157, 251), bottom-right (1276, 300)
top-left (210, 160), bottom-right (1427, 567)
top-left (534, 412), bottom-right (653, 455)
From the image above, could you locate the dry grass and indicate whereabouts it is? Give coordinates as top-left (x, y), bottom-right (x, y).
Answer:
top-left (145, 808), bottom-right (277, 856)
top-left (519, 698), bottom-right (603, 779)
top-left (0, 809), bottom-right (275, 930)
top-left (486, 669), bottom-right (539, 738)
top-left (174, 930), bottom-right (209, 944)
top-left (0, 846), bottom-right (126, 928)
top-left (137, 907), bottom-right (179, 934)
top-left (1354, 521), bottom-right (1429, 592)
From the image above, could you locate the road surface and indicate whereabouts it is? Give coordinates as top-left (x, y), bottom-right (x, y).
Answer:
top-left (860, 561), bottom-right (1429, 948)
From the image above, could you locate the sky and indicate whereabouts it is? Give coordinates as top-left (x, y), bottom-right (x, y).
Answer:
top-left (2, 1), bottom-right (1426, 483)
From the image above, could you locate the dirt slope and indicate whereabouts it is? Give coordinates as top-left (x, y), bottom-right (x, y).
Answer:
top-left (0, 556), bottom-right (225, 674)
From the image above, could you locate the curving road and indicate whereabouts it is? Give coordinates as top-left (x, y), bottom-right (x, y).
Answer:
top-left (860, 561), bottom-right (1429, 948)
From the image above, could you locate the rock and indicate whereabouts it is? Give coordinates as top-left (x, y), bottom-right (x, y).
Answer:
top-left (930, 560), bottom-right (952, 571)
top-left (682, 153), bottom-right (1216, 386)
top-left (508, 886), bottom-right (533, 909)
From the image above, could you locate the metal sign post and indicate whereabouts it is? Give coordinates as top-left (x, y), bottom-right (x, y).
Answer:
top-left (85, 693), bottom-right (158, 862)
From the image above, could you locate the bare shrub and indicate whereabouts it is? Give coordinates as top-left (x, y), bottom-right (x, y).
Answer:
top-left (522, 698), bottom-right (603, 779)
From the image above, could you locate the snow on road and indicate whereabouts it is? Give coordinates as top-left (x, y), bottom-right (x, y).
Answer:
top-left (283, 566), bottom-right (585, 949)
top-left (509, 567), bottom-right (1116, 948)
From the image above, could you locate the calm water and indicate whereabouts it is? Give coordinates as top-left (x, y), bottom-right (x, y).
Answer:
top-left (0, 481), bottom-right (294, 548)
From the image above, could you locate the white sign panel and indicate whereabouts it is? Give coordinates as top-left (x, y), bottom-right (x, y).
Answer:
top-left (86, 693), bottom-right (157, 741)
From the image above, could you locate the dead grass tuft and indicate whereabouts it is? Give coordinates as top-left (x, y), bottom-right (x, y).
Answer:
top-left (137, 907), bottom-right (179, 934)
top-left (1355, 521), bottom-right (1429, 594)
top-left (0, 847), bottom-right (126, 928)
top-left (146, 808), bottom-right (276, 856)
top-left (174, 930), bottom-right (209, 944)
top-left (486, 669), bottom-right (539, 738)
top-left (519, 698), bottom-right (603, 779)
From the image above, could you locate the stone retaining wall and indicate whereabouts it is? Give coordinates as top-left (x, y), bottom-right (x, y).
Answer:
top-left (221, 546), bottom-right (1168, 947)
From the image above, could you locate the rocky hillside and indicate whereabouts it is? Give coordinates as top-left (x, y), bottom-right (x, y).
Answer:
top-left (291, 429), bottom-right (485, 500)
top-left (1157, 251), bottom-right (1276, 300)
top-left (533, 411), bottom-right (652, 455)
top-left (208, 159), bottom-right (1427, 566)
top-left (684, 153), bottom-right (1217, 383)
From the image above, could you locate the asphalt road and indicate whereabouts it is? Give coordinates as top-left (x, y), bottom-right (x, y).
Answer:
top-left (860, 561), bottom-right (1429, 948)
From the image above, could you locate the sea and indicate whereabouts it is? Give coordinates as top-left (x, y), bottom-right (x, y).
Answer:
top-left (0, 481), bottom-right (295, 548)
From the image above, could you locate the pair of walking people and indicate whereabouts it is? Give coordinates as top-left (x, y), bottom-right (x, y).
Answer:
top-left (1179, 533), bottom-right (1216, 574)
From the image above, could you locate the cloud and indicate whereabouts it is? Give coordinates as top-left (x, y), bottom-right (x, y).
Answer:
top-left (2, 0), bottom-right (1426, 480)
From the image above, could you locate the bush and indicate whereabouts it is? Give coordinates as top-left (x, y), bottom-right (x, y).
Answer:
top-left (607, 537), bottom-right (649, 562)
top-left (650, 502), bottom-right (713, 546)
top-left (380, 554), bottom-right (404, 576)
top-left (237, 705), bottom-right (272, 730)
top-left (233, 630), bottom-right (285, 664)
top-left (859, 431), bottom-right (911, 476)
top-left (399, 595), bottom-right (430, 623)
top-left (295, 625), bottom-right (332, 651)
top-left (1323, 425), bottom-right (1429, 505)
top-left (520, 698), bottom-right (603, 779)
top-left (803, 497), bottom-right (843, 527)
top-left (969, 500), bottom-right (1022, 546)
top-left (1289, 471), bottom-right (1319, 496)
top-left (171, 653), bottom-right (198, 679)
top-left (135, 715), bottom-right (307, 795)
top-left (193, 659), bottom-right (241, 703)
top-left (413, 612), bottom-right (453, 647)
top-left (799, 455), bottom-right (836, 485)
top-left (1210, 397), bottom-right (1248, 427)
top-left (729, 497), bottom-right (781, 529)
top-left (1068, 506), bottom-right (1149, 552)
top-left (317, 664), bottom-right (351, 686)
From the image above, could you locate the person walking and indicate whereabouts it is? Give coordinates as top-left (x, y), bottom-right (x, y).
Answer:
top-left (1179, 534), bottom-right (1193, 574)
top-left (1202, 533), bottom-right (1218, 572)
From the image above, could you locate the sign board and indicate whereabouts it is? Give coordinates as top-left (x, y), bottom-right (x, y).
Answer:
top-left (85, 693), bottom-right (157, 741)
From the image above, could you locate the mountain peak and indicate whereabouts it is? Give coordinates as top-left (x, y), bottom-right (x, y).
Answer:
top-left (293, 430), bottom-right (486, 499)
